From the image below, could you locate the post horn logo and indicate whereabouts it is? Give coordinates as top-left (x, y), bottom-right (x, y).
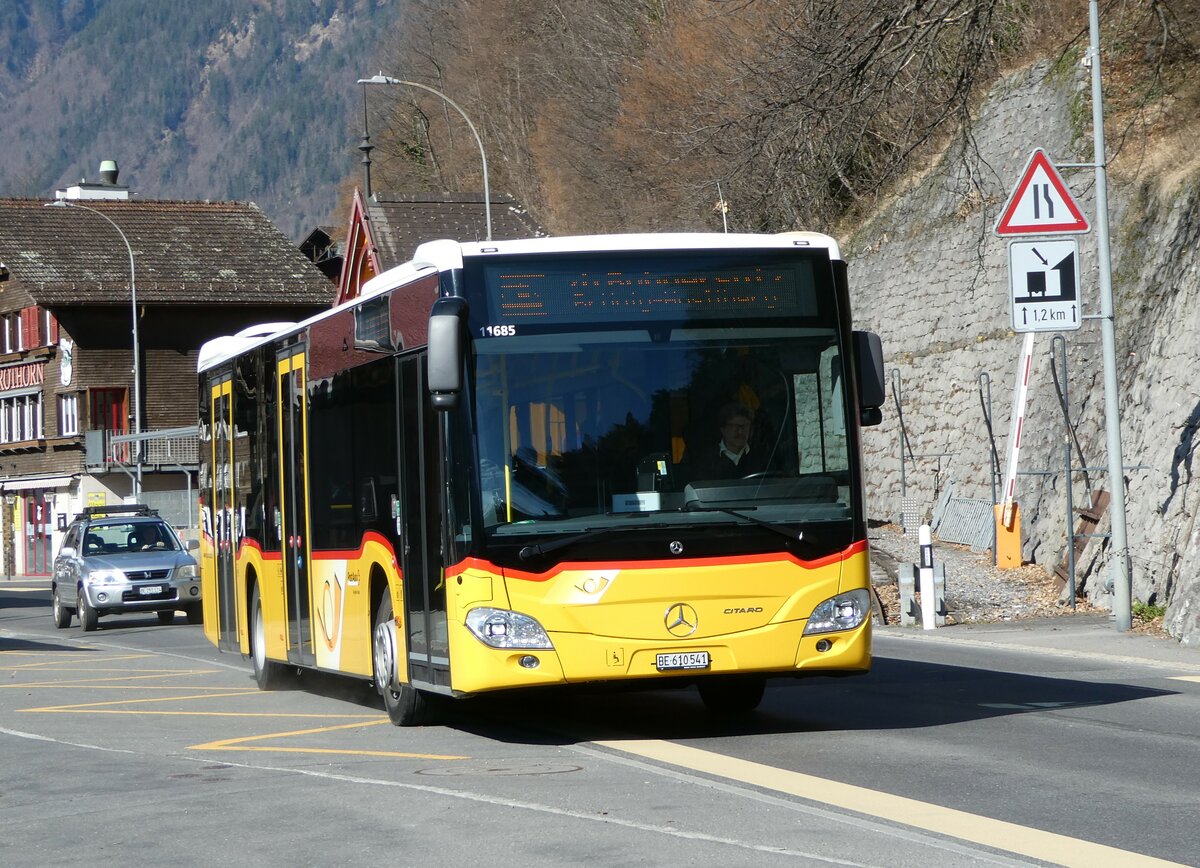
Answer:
top-left (664, 603), bottom-right (698, 637)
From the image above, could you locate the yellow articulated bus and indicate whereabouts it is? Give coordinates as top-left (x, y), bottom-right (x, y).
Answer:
top-left (197, 233), bottom-right (885, 725)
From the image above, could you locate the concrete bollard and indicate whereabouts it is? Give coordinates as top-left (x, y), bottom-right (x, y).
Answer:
top-left (933, 562), bottom-right (947, 627)
top-left (919, 524), bottom-right (936, 629)
top-left (899, 561), bottom-right (947, 627)
top-left (899, 564), bottom-right (917, 627)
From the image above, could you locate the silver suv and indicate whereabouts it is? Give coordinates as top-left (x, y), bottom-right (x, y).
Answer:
top-left (52, 505), bottom-right (201, 631)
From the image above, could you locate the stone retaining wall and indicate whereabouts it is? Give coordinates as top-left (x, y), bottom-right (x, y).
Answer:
top-left (848, 60), bottom-right (1200, 645)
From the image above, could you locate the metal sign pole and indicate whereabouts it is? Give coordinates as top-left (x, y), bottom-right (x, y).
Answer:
top-left (1089, 0), bottom-right (1132, 630)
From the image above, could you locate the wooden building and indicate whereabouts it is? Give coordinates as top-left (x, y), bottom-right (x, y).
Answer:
top-left (0, 175), bottom-right (332, 577)
top-left (336, 190), bottom-right (543, 305)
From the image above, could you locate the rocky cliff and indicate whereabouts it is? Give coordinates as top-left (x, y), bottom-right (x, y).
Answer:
top-left (850, 60), bottom-right (1200, 646)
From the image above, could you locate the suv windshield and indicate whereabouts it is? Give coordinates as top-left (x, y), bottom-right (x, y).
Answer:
top-left (83, 522), bottom-right (179, 556)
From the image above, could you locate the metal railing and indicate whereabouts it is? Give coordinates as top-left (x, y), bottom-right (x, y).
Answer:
top-left (85, 426), bottom-right (199, 468)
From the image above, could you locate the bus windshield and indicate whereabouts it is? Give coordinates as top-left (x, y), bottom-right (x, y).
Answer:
top-left (470, 325), bottom-right (854, 544)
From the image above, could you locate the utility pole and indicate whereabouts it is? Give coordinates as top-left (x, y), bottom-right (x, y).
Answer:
top-left (1088, 0), bottom-right (1132, 630)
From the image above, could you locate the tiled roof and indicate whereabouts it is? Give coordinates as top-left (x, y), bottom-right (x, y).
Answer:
top-left (0, 198), bottom-right (335, 307)
top-left (366, 192), bottom-right (544, 270)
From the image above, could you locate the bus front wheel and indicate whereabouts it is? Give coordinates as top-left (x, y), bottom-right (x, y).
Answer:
top-left (373, 595), bottom-right (430, 726)
top-left (251, 584), bottom-right (290, 690)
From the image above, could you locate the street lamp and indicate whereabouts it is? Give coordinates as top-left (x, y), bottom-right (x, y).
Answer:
top-left (358, 73), bottom-right (493, 241)
top-left (47, 199), bottom-right (142, 498)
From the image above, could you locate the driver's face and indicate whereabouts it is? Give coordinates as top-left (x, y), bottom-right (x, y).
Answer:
top-left (721, 416), bottom-right (752, 453)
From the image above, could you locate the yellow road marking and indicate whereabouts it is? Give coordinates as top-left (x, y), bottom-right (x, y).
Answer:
top-left (3, 671), bottom-right (216, 688)
top-left (23, 690), bottom-right (266, 712)
top-left (192, 719), bottom-right (469, 760)
top-left (1, 652), bottom-right (152, 662)
top-left (10, 684), bottom-right (252, 692)
top-left (6, 637), bottom-right (459, 759)
top-left (1167, 675), bottom-right (1200, 683)
top-left (598, 741), bottom-right (1186, 868)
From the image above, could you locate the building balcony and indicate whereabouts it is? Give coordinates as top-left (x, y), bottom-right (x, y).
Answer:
top-left (85, 426), bottom-right (199, 471)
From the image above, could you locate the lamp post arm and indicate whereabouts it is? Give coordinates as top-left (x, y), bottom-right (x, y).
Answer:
top-left (359, 74), bottom-right (492, 240)
top-left (47, 199), bottom-right (141, 496)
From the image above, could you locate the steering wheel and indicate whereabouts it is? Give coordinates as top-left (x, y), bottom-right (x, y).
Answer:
top-left (740, 470), bottom-right (792, 481)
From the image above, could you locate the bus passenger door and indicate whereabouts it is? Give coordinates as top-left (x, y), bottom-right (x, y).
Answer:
top-left (208, 374), bottom-right (238, 651)
top-left (277, 348), bottom-right (315, 667)
top-left (396, 355), bottom-right (449, 691)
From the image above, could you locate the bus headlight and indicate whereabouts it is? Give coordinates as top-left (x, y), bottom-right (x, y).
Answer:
top-left (803, 589), bottom-right (870, 635)
top-left (465, 607), bottom-right (554, 650)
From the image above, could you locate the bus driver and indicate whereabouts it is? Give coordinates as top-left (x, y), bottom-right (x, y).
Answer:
top-left (685, 402), bottom-right (768, 481)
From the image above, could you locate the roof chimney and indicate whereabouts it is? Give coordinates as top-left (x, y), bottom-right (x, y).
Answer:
top-left (56, 158), bottom-right (130, 200)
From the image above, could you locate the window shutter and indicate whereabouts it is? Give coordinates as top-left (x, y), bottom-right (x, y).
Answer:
top-left (21, 307), bottom-right (37, 349)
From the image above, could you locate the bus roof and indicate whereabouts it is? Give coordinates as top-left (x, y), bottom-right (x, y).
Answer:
top-left (198, 231), bottom-right (842, 373)
top-left (407, 231), bottom-right (841, 274)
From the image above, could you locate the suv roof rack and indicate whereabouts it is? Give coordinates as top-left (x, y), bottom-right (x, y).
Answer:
top-left (77, 504), bottom-right (159, 519)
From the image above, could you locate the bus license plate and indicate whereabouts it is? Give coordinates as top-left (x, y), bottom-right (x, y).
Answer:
top-left (656, 651), bottom-right (710, 672)
top-left (138, 585), bottom-right (163, 596)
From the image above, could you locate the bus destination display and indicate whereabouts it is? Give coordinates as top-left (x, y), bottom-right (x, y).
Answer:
top-left (484, 259), bottom-right (817, 323)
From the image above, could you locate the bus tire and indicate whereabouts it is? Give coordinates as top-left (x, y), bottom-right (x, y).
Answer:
top-left (697, 675), bottom-right (765, 714)
top-left (251, 584), bottom-right (289, 690)
top-left (373, 594), bottom-right (430, 726)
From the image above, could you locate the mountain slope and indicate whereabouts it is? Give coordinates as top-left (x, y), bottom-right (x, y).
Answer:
top-left (0, 0), bottom-right (400, 238)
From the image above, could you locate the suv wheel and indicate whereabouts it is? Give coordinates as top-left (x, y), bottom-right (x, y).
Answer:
top-left (77, 593), bottom-right (99, 632)
top-left (52, 588), bottom-right (72, 629)
top-left (157, 610), bottom-right (175, 625)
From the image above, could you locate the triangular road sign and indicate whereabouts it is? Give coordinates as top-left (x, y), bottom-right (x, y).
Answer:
top-left (995, 149), bottom-right (1090, 236)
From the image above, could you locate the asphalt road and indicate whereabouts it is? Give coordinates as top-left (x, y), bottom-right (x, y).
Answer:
top-left (2, 579), bottom-right (1198, 868)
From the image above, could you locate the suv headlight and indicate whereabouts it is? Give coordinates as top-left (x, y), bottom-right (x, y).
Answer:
top-left (174, 563), bottom-right (198, 580)
top-left (465, 607), bottom-right (554, 650)
top-left (88, 569), bottom-right (126, 586)
top-left (803, 589), bottom-right (871, 635)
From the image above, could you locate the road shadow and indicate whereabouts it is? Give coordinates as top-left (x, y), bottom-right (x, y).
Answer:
top-left (438, 654), bottom-right (1176, 745)
top-left (200, 649), bottom-right (1178, 747)
top-left (0, 635), bottom-right (97, 653)
top-left (0, 587), bottom-right (51, 611)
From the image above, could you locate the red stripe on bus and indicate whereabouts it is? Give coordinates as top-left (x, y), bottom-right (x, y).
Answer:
top-left (235, 531), bottom-right (397, 564)
top-left (447, 539), bottom-right (869, 583)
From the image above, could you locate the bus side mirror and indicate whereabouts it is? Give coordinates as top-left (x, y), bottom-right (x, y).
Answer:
top-left (853, 330), bottom-right (885, 427)
top-left (427, 296), bottom-right (468, 410)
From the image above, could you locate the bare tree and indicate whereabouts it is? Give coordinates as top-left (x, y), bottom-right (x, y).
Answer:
top-left (357, 0), bottom-right (1200, 236)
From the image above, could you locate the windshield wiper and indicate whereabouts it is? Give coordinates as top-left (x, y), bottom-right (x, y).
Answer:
top-left (518, 527), bottom-right (620, 561)
top-left (684, 506), bottom-right (804, 544)
top-left (517, 520), bottom-right (675, 561)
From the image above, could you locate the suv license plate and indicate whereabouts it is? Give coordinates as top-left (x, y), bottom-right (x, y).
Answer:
top-left (138, 585), bottom-right (164, 596)
top-left (656, 651), bottom-right (710, 672)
